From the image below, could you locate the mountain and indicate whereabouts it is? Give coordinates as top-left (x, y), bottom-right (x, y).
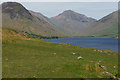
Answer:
top-left (50, 10), bottom-right (96, 36)
top-left (80, 11), bottom-right (118, 38)
top-left (2, 2), bottom-right (65, 37)
top-left (1, 2), bottom-right (118, 38)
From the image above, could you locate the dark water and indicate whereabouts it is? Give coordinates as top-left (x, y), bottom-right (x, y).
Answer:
top-left (43, 38), bottom-right (119, 51)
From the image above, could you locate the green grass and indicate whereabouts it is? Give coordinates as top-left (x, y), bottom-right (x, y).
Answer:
top-left (2, 28), bottom-right (119, 78)
top-left (92, 21), bottom-right (118, 38)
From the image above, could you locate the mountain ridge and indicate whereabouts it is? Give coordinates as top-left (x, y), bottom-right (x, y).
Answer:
top-left (1, 2), bottom-right (118, 38)
top-left (2, 2), bottom-right (66, 37)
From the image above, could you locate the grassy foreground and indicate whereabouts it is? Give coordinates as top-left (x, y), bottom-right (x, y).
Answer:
top-left (2, 28), bottom-right (118, 78)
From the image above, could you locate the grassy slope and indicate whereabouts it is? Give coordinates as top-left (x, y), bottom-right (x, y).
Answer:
top-left (92, 22), bottom-right (118, 38)
top-left (2, 28), bottom-right (118, 78)
top-left (79, 11), bottom-right (118, 38)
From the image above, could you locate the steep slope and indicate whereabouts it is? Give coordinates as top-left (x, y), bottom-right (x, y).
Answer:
top-left (2, 28), bottom-right (30, 41)
top-left (2, 2), bottom-right (65, 37)
top-left (29, 10), bottom-right (67, 37)
top-left (81, 11), bottom-right (118, 38)
top-left (50, 10), bottom-right (96, 36)
top-left (29, 10), bottom-right (51, 24)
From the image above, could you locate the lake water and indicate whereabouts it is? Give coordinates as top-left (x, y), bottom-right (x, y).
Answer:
top-left (43, 38), bottom-right (119, 51)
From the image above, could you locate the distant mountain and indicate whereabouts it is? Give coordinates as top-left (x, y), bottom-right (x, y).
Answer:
top-left (1, 2), bottom-right (119, 38)
top-left (80, 11), bottom-right (118, 38)
top-left (2, 2), bottom-right (65, 37)
top-left (50, 10), bottom-right (96, 36)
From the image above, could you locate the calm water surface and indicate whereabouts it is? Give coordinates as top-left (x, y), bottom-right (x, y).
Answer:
top-left (43, 38), bottom-right (118, 51)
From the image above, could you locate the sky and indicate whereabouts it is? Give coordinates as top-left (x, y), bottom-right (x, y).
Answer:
top-left (0, 0), bottom-right (119, 2)
top-left (21, 2), bottom-right (118, 20)
top-left (0, 0), bottom-right (119, 20)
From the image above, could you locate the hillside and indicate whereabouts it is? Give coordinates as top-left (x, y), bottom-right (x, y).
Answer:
top-left (50, 10), bottom-right (96, 36)
top-left (29, 10), bottom-right (51, 24)
top-left (2, 2), bottom-right (65, 37)
top-left (80, 11), bottom-right (118, 38)
top-left (2, 28), bottom-right (118, 78)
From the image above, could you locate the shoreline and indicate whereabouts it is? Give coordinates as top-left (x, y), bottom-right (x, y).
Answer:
top-left (43, 38), bottom-right (118, 51)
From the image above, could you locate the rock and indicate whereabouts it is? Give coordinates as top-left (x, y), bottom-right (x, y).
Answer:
top-left (100, 65), bottom-right (107, 70)
top-left (104, 51), bottom-right (108, 53)
top-left (99, 64), bottom-right (107, 70)
top-left (102, 66), bottom-right (107, 70)
top-left (113, 76), bottom-right (116, 79)
top-left (101, 72), bottom-right (105, 74)
top-left (105, 72), bottom-right (112, 76)
top-left (98, 50), bottom-right (103, 53)
top-left (96, 62), bottom-right (100, 65)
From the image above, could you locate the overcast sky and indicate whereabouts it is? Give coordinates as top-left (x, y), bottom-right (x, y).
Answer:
top-left (0, 0), bottom-right (119, 20)
top-left (20, 2), bottom-right (118, 20)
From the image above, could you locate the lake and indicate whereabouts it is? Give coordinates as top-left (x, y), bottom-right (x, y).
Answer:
top-left (43, 38), bottom-right (119, 51)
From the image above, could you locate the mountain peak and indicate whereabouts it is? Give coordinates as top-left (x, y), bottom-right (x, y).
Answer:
top-left (2, 2), bottom-right (23, 8)
top-left (2, 2), bottom-right (21, 4)
top-left (61, 10), bottom-right (77, 15)
top-left (63, 10), bottom-right (74, 12)
top-left (2, 2), bottom-right (33, 20)
top-left (54, 10), bottom-right (96, 22)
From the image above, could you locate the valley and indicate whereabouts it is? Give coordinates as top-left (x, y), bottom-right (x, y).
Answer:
top-left (1, 2), bottom-right (119, 78)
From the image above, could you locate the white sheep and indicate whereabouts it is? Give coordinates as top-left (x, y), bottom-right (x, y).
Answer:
top-left (93, 50), bottom-right (97, 52)
top-left (77, 56), bottom-right (83, 60)
top-left (53, 53), bottom-right (56, 55)
top-left (72, 53), bottom-right (76, 55)
top-left (113, 66), bottom-right (116, 68)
